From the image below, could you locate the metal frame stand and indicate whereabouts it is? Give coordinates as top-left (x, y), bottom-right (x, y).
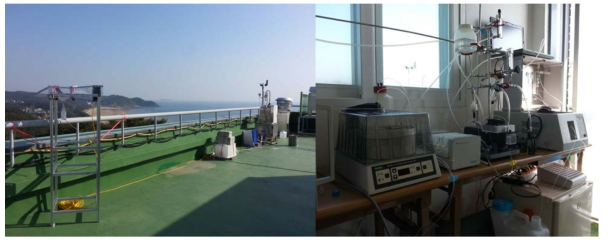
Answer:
top-left (48, 85), bottom-right (102, 227)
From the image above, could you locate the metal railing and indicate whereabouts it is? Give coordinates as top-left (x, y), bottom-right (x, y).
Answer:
top-left (5, 107), bottom-right (260, 169)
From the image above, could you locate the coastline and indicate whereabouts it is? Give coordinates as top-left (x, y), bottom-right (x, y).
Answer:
top-left (84, 107), bottom-right (132, 116)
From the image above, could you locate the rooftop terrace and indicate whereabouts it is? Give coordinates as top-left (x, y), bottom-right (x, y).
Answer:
top-left (5, 110), bottom-right (316, 236)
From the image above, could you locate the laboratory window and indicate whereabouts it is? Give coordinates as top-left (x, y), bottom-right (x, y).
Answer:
top-left (375, 4), bottom-right (451, 89)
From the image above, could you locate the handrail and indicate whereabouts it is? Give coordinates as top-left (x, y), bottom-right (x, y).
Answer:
top-left (5, 106), bottom-right (260, 169)
top-left (5, 107), bottom-right (260, 128)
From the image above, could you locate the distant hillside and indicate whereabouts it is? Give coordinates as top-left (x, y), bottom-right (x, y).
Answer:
top-left (5, 91), bottom-right (159, 111)
top-left (5, 91), bottom-right (160, 121)
top-left (5, 91), bottom-right (163, 139)
top-left (103, 95), bottom-right (160, 108)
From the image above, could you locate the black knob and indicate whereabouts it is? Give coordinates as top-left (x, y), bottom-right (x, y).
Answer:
top-left (514, 66), bottom-right (521, 74)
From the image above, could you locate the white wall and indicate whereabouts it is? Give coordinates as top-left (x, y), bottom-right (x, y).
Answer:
top-left (316, 3), bottom-right (555, 234)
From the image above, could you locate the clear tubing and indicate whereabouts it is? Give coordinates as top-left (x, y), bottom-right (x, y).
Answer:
top-left (316, 38), bottom-right (439, 48)
top-left (377, 86), bottom-right (410, 110)
top-left (534, 93), bottom-right (549, 106)
top-left (503, 91), bottom-right (511, 124)
top-left (446, 82), bottom-right (462, 131)
top-left (447, 59), bottom-right (491, 127)
top-left (474, 91), bottom-right (485, 124)
top-left (387, 87), bottom-right (410, 110)
top-left (444, 61), bottom-right (462, 131)
top-left (447, 58), bottom-right (493, 130)
top-left (512, 85), bottom-right (532, 129)
top-left (527, 73), bottom-right (550, 106)
top-left (538, 80), bottom-right (563, 106)
top-left (523, 38), bottom-right (546, 70)
top-left (417, 157), bottom-right (454, 236)
top-left (420, 55), bottom-right (459, 99)
top-left (384, 78), bottom-right (410, 108)
top-left (478, 37), bottom-right (489, 45)
top-left (450, 56), bottom-right (501, 106)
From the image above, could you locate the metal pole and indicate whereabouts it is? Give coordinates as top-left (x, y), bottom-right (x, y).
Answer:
top-left (228, 111), bottom-right (231, 128)
top-left (96, 98), bottom-right (101, 223)
top-left (9, 129), bottom-right (14, 169)
top-left (215, 112), bottom-right (217, 130)
top-left (199, 113), bottom-right (202, 131)
top-left (49, 97), bottom-right (55, 227)
top-left (154, 116), bottom-right (158, 140)
top-left (240, 110), bottom-right (242, 125)
top-left (179, 115), bottom-right (182, 135)
top-left (76, 122), bottom-right (80, 155)
top-left (121, 120), bottom-right (125, 146)
top-left (487, 50), bottom-right (491, 119)
top-left (315, 15), bottom-right (454, 43)
top-left (49, 95), bottom-right (57, 227)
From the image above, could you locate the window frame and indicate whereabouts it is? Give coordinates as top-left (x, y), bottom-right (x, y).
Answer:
top-left (315, 4), bottom-right (361, 99)
top-left (317, 4), bottom-right (465, 109)
top-left (374, 4), bottom-right (451, 90)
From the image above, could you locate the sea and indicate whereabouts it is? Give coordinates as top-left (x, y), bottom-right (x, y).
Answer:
top-left (126, 100), bottom-right (299, 123)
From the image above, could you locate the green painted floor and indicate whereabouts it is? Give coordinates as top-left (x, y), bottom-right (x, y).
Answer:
top-left (5, 137), bottom-right (316, 236)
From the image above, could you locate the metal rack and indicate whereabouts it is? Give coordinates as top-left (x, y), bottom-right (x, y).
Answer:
top-left (43, 85), bottom-right (102, 227)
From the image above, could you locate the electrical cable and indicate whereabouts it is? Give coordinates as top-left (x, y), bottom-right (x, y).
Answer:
top-left (510, 183), bottom-right (542, 198)
top-left (59, 159), bottom-right (202, 210)
top-left (54, 118), bottom-right (253, 208)
top-left (333, 180), bottom-right (391, 236)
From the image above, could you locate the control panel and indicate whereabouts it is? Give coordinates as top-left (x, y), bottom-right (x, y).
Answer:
top-left (371, 155), bottom-right (437, 190)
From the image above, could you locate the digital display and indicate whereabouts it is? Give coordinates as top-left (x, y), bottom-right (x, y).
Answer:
top-left (398, 168), bottom-right (410, 176)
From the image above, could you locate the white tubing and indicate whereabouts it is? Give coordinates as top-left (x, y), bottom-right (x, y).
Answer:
top-left (474, 91), bottom-right (485, 123)
top-left (538, 80), bottom-right (564, 106)
top-left (503, 90), bottom-right (511, 124)
top-left (417, 157), bottom-right (454, 236)
top-left (450, 56), bottom-right (501, 106)
top-left (443, 60), bottom-right (462, 131)
top-left (446, 83), bottom-right (462, 131)
top-left (420, 55), bottom-right (459, 100)
top-left (316, 38), bottom-right (439, 48)
top-left (512, 85), bottom-right (532, 129)
top-left (523, 38), bottom-right (546, 70)
top-left (387, 87), bottom-right (410, 110)
top-left (384, 78), bottom-right (410, 108)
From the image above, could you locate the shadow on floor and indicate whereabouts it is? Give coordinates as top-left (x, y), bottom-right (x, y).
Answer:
top-left (155, 175), bottom-right (315, 236)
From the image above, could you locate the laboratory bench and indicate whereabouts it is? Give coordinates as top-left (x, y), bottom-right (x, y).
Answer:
top-left (315, 146), bottom-right (590, 236)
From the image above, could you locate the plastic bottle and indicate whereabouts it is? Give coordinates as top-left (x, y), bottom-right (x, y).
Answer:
top-left (491, 198), bottom-right (513, 236)
top-left (455, 24), bottom-right (477, 54)
top-left (374, 85), bottom-right (393, 110)
top-left (491, 198), bottom-right (550, 236)
top-left (527, 215), bottom-right (550, 236)
top-left (279, 130), bottom-right (287, 139)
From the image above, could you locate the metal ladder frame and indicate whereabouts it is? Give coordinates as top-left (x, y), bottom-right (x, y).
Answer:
top-left (48, 86), bottom-right (102, 227)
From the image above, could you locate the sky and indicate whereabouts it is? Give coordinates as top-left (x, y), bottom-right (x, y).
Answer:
top-left (315, 4), bottom-right (444, 88)
top-left (5, 4), bottom-right (315, 103)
